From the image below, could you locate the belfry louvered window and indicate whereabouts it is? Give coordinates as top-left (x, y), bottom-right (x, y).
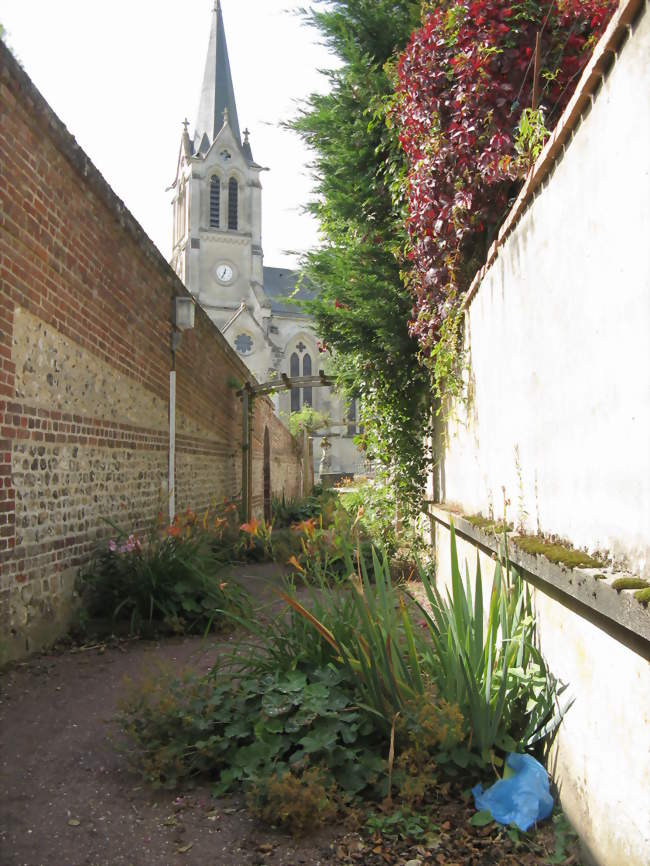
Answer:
top-left (228, 178), bottom-right (238, 230)
top-left (209, 176), bottom-right (220, 227)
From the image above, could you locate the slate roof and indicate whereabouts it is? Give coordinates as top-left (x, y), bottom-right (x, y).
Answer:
top-left (263, 267), bottom-right (317, 317)
top-left (193, 0), bottom-right (241, 153)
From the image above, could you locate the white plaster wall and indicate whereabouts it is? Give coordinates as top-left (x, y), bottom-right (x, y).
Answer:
top-left (440, 8), bottom-right (650, 576)
top-left (434, 522), bottom-right (650, 866)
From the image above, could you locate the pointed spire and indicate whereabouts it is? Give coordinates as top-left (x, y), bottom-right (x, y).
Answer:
top-left (193, 0), bottom-right (241, 153)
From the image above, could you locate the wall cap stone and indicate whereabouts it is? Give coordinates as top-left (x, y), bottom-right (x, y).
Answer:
top-left (428, 503), bottom-right (650, 645)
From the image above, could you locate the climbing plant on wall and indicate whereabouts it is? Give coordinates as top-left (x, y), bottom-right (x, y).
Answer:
top-left (393, 0), bottom-right (617, 394)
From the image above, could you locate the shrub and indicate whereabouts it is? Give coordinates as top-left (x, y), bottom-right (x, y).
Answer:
top-left (284, 531), bottom-right (570, 770)
top-left (411, 523), bottom-right (571, 766)
top-left (117, 664), bottom-right (386, 798)
top-left (79, 526), bottom-right (248, 635)
top-left (247, 767), bottom-right (339, 836)
top-left (339, 478), bottom-right (426, 561)
top-left (271, 487), bottom-right (337, 529)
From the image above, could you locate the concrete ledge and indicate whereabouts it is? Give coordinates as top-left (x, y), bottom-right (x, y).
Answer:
top-left (427, 504), bottom-right (650, 647)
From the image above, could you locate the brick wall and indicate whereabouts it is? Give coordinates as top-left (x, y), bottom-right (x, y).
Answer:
top-left (0, 42), bottom-right (302, 662)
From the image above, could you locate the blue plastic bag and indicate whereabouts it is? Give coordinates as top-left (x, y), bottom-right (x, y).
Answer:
top-left (472, 753), bottom-right (554, 832)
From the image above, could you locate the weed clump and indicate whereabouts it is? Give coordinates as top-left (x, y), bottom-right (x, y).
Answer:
top-left (247, 767), bottom-right (339, 835)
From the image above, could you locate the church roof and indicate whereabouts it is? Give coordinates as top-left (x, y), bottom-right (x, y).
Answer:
top-left (193, 1), bottom-right (241, 153)
top-left (263, 267), bottom-right (317, 317)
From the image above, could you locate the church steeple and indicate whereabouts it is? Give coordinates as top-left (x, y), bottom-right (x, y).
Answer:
top-left (193, 0), bottom-right (241, 154)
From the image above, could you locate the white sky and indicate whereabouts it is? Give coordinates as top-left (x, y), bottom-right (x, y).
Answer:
top-left (1, 0), bottom-right (337, 268)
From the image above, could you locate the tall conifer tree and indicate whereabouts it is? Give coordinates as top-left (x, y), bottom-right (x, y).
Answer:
top-left (290, 0), bottom-right (429, 510)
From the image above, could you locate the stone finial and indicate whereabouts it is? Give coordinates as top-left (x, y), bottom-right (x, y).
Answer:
top-left (182, 118), bottom-right (190, 133)
top-left (243, 128), bottom-right (250, 141)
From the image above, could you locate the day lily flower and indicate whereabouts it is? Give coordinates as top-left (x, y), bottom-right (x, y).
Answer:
top-left (240, 517), bottom-right (260, 536)
top-left (287, 555), bottom-right (305, 573)
top-left (292, 518), bottom-right (316, 536)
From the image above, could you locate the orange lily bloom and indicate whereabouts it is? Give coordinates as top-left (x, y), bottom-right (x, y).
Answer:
top-left (287, 555), bottom-right (305, 573)
top-left (240, 517), bottom-right (260, 536)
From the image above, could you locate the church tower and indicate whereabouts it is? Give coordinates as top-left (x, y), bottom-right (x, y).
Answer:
top-left (170, 1), bottom-right (272, 380)
top-left (170, 2), bottom-right (364, 479)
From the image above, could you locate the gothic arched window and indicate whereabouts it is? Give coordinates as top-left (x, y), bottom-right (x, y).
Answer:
top-left (302, 353), bottom-right (312, 406)
top-left (228, 178), bottom-right (238, 230)
top-left (209, 176), bottom-right (220, 228)
top-left (290, 352), bottom-right (300, 413)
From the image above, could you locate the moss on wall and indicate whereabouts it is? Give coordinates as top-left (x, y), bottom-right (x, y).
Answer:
top-left (512, 535), bottom-right (604, 569)
top-left (611, 577), bottom-right (650, 591)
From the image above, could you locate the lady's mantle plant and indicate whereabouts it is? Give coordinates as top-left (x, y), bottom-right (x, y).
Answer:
top-left (393, 0), bottom-right (616, 391)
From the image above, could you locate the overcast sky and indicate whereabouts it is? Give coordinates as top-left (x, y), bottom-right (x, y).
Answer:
top-left (1, 0), bottom-right (337, 268)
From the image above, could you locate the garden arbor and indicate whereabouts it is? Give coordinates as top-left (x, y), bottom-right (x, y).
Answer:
top-left (238, 371), bottom-right (334, 520)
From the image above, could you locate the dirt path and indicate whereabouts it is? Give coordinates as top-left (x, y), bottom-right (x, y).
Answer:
top-left (0, 564), bottom-right (341, 866)
top-left (0, 563), bottom-right (580, 866)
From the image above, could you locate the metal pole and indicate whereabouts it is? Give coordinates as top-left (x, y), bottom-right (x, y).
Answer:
top-left (241, 387), bottom-right (249, 522)
top-left (532, 31), bottom-right (541, 109)
top-left (246, 395), bottom-right (253, 522)
top-left (168, 366), bottom-right (176, 525)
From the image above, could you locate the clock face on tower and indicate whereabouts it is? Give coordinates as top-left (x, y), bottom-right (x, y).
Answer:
top-left (216, 263), bottom-right (234, 284)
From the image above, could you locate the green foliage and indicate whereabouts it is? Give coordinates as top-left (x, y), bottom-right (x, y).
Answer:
top-left (78, 525), bottom-right (248, 635)
top-left (289, 0), bottom-right (431, 515)
top-left (339, 478), bottom-right (425, 560)
top-left (365, 807), bottom-right (438, 841)
top-left (543, 810), bottom-right (581, 864)
top-left (247, 767), bottom-right (339, 836)
top-left (283, 498), bottom-right (379, 584)
top-left (117, 664), bottom-right (386, 798)
top-left (285, 529), bottom-right (569, 770)
top-left (287, 405), bottom-right (330, 436)
top-left (470, 809), bottom-right (495, 827)
top-left (116, 529), bottom-right (573, 839)
top-left (514, 107), bottom-right (551, 168)
top-left (271, 487), bottom-right (335, 529)
top-left (413, 524), bottom-right (572, 765)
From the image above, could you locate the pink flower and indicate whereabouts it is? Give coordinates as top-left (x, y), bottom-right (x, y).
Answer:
top-left (108, 539), bottom-right (117, 552)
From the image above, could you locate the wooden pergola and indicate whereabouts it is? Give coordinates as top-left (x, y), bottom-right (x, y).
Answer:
top-left (238, 371), bottom-right (334, 520)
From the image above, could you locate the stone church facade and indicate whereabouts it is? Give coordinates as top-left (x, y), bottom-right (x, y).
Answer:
top-left (170, 0), bottom-right (363, 479)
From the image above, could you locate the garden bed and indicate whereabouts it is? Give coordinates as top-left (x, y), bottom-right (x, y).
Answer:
top-left (0, 580), bottom-right (580, 865)
top-left (1, 559), bottom-right (583, 866)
